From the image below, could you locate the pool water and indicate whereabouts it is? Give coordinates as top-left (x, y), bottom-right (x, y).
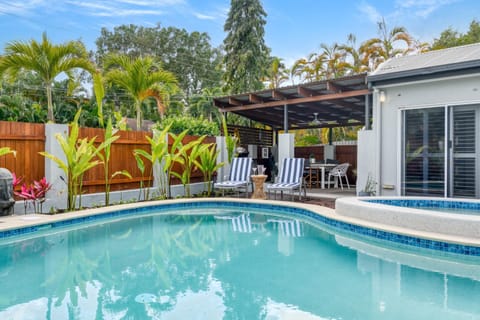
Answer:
top-left (1, 207), bottom-right (480, 319)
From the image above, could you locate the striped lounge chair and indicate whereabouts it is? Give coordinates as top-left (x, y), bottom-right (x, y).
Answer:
top-left (214, 157), bottom-right (252, 197)
top-left (267, 158), bottom-right (305, 201)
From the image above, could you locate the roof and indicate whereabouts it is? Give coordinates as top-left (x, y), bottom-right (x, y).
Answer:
top-left (368, 43), bottom-right (480, 84)
top-left (214, 74), bottom-right (370, 130)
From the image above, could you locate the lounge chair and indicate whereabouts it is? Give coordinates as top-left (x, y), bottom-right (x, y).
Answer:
top-left (214, 157), bottom-right (252, 197)
top-left (267, 158), bottom-right (305, 200)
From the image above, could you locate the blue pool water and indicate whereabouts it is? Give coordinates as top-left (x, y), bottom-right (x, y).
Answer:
top-left (1, 204), bottom-right (480, 319)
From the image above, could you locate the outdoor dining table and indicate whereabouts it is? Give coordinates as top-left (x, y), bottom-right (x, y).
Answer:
top-left (305, 163), bottom-right (337, 189)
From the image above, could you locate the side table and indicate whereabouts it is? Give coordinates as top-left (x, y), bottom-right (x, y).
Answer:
top-left (251, 175), bottom-right (267, 199)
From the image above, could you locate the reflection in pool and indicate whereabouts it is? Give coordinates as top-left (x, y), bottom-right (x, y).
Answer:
top-left (0, 206), bottom-right (480, 319)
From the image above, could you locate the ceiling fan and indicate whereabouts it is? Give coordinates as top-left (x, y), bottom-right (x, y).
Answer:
top-left (310, 112), bottom-right (321, 126)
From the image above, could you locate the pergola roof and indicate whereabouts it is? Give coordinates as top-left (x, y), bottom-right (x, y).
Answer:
top-left (214, 73), bottom-right (371, 130)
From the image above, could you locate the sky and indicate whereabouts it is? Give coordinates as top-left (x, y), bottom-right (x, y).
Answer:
top-left (0, 0), bottom-right (478, 67)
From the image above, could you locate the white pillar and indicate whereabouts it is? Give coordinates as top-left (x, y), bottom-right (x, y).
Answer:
top-left (278, 133), bottom-right (295, 173)
top-left (216, 136), bottom-right (229, 182)
top-left (44, 123), bottom-right (68, 211)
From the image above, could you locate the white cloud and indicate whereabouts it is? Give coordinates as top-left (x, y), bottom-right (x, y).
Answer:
top-left (65, 0), bottom-right (165, 17)
top-left (0, 0), bottom-right (48, 16)
top-left (395, 0), bottom-right (459, 18)
top-left (357, 2), bottom-right (382, 24)
top-left (193, 12), bottom-right (216, 20)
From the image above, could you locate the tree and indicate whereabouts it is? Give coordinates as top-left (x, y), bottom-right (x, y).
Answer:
top-left (263, 57), bottom-right (289, 89)
top-left (339, 34), bottom-right (370, 74)
top-left (222, 0), bottom-right (270, 94)
top-left (95, 23), bottom-right (223, 98)
top-left (432, 19), bottom-right (480, 49)
top-left (103, 54), bottom-right (178, 130)
top-left (0, 32), bottom-right (94, 122)
top-left (360, 18), bottom-right (413, 70)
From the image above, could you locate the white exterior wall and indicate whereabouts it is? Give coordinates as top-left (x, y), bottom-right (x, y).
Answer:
top-left (372, 74), bottom-right (480, 196)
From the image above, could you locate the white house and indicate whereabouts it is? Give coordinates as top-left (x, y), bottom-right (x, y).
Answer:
top-left (359, 43), bottom-right (480, 198)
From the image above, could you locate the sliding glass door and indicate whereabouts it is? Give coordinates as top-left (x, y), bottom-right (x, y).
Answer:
top-left (402, 105), bottom-right (480, 198)
top-left (402, 107), bottom-right (445, 196)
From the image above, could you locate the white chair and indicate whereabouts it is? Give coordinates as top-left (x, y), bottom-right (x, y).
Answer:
top-left (267, 158), bottom-right (305, 200)
top-left (328, 163), bottom-right (350, 190)
top-left (214, 157), bottom-right (252, 197)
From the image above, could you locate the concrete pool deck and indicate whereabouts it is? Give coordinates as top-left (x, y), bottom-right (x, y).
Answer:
top-left (0, 197), bottom-right (479, 249)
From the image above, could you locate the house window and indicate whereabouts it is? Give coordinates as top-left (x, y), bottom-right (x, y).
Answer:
top-left (402, 107), bottom-right (445, 196)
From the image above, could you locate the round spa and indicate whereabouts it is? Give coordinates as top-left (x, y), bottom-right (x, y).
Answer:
top-left (336, 197), bottom-right (480, 241)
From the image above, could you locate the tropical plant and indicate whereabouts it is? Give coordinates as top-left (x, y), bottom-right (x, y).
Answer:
top-left (0, 32), bottom-right (94, 122)
top-left (95, 23), bottom-right (223, 97)
top-left (96, 118), bottom-right (132, 206)
top-left (0, 147), bottom-right (15, 157)
top-left (156, 115), bottom-right (220, 136)
top-left (360, 18), bottom-right (413, 70)
top-left (263, 56), bottom-right (289, 89)
top-left (320, 42), bottom-right (350, 79)
top-left (170, 133), bottom-right (206, 197)
top-left (338, 34), bottom-right (370, 74)
top-left (187, 87), bottom-right (222, 122)
top-left (40, 110), bottom-right (101, 211)
top-left (194, 143), bottom-right (224, 196)
top-left (92, 71), bottom-right (105, 128)
top-left (223, 0), bottom-right (270, 93)
top-left (133, 124), bottom-right (172, 200)
top-left (14, 177), bottom-right (52, 213)
top-left (103, 53), bottom-right (178, 130)
top-left (221, 114), bottom-right (238, 164)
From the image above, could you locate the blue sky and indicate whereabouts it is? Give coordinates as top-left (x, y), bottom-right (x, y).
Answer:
top-left (0, 0), bottom-right (478, 66)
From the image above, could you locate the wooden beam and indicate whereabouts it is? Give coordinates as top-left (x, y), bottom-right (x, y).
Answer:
top-left (219, 89), bottom-right (371, 112)
top-left (326, 80), bottom-right (344, 93)
top-left (228, 97), bottom-right (244, 106)
top-left (297, 86), bottom-right (318, 97)
top-left (249, 93), bottom-right (263, 103)
top-left (272, 90), bottom-right (288, 100)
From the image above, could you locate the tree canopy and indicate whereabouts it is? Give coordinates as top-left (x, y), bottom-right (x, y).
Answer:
top-left (222, 0), bottom-right (270, 94)
top-left (432, 19), bottom-right (480, 49)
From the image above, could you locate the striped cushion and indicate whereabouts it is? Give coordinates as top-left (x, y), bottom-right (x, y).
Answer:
top-left (228, 157), bottom-right (252, 182)
top-left (277, 158), bottom-right (304, 184)
top-left (215, 181), bottom-right (248, 188)
top-left (268, 182), bottom-right (301, 189)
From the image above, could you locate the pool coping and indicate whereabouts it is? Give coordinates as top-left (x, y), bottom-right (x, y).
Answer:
top-left (0, 197), bottom-right (480, 254)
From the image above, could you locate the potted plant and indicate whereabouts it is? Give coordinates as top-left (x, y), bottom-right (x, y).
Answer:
top-left (358, 174), bottom-right (377, 196)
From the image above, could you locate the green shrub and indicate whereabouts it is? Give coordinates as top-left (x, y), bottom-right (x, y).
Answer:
top-left (156, 115), bottom-right (220, 136)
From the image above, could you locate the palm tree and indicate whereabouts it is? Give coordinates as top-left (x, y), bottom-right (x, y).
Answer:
top-left (307, 52), bottom-right (327, 81)
top-left (360, 18), bottom-right (413, 70)
top-left (263, 57), bottom-right (289, 89)
top-left (320, 42), bottom-right (350, 79)
top-left (338, 34), bottom-right (370, 74)
top-left (103, 54), bottom-right (178, 130)
top-left (290, 58), bottom-right (308, 84)
top-left (0, 32), bottom-right (94, 122)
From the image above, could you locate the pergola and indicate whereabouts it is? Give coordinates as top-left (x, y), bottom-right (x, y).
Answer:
top-left (214, 73), bottom-right (371, 132)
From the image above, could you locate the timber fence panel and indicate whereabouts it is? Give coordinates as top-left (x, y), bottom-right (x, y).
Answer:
top-left (0, 121), bottom-right (45, 185)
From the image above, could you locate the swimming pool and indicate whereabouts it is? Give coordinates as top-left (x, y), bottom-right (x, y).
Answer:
top-left (0, 199), bottom-right (480, 319)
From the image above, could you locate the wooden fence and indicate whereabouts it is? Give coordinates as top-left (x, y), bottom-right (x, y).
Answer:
top-left (0, 121), bottom-right (217, 195)
top-left (0, 121), bottom-right (45, 185)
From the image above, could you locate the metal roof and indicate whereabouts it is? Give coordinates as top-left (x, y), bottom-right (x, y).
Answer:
top-left (214, 74), bottom-right (370, 130)
top-left (369, 43), bottom-right (480, 84)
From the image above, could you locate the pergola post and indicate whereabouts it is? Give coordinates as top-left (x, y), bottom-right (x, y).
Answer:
top-left (283, 104), bottom-right (288, 133)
